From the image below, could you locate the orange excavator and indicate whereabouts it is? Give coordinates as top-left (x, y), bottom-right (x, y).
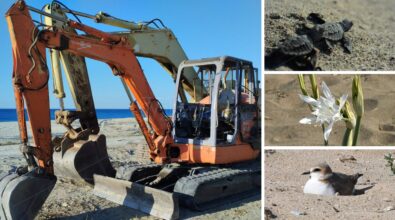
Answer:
top-left (2, 1), bottom-right (261, 219)
top-left (43, 1), bottom-right (207, 185)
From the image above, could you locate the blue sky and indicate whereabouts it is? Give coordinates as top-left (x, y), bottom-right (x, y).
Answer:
top-left (0, 0), bottom-right (261, 109)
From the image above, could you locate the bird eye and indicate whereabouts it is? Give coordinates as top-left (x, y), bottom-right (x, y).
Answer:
top-left (312, 168), bottom-right (321, 172)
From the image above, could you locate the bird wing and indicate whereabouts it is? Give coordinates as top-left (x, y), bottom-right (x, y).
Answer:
top-left (327, 172), bottom-right (358, 195)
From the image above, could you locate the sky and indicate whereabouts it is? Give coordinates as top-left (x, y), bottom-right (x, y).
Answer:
top-left (0, 0), bottom-right (261, 109)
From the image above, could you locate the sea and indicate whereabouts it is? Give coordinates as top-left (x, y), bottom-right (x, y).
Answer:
top-left (0, 109), bottom-right (173, 122)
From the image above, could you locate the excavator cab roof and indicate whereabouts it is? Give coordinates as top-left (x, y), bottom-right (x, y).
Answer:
top-left (181, 56), bottom-right (253, 68)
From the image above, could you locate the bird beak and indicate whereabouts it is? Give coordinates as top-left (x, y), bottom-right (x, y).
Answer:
top-left (301, 171), bottom-right (310, 175)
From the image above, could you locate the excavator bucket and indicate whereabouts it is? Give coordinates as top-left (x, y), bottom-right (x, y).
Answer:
top-left (93, 174), bottom-right (179, 220)
top-left (53, 134), bottom-right (116, 184)
top-left (0, 171), bottom-right (56, 220)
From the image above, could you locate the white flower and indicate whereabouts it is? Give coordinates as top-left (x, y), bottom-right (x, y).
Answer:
top-left (299, 81), bottom-right (348, 142)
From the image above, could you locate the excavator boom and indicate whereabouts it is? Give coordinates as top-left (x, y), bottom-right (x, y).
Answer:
top-left (2, 1), bottom-right (261, 219)
top-left (56, 6), bottom-right (205, 101)
top-left (40, 2), bottom-right (209, 185)
top-left (2, 1), bottom-right (173, 218)
top-left (1, 2), bottom-right (58, 219)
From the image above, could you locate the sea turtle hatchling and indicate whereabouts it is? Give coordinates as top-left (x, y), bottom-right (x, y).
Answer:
top-left (269, 34), bottom-right (318, 70)
top-left (278, 35), bottom-right (314, 56)
top-left (309, 19), bottom-right (353, 53)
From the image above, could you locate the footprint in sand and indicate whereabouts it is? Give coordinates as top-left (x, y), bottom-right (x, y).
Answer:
top-left (380, 133), bottom-right (395, 145)
top-left (364, 99), bottom-right (378, 112)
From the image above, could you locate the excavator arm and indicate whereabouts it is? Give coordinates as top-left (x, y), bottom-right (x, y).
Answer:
top-left (42, 2), bottom-right (193, 136)
top-left (8, 3), bottom-right (171, 167)
top-left (7, 2), bottom-right (53, 174)
top-left (42, 3), bottom-right (202, 160)
top-left (38, 3), bottom-right (204, 182)
top-left (55, 4), bottom-right (205, 101)
top-left (2, 2), bottom-right (260, 220)
top-left (1, 1), bottom-right (172, 218)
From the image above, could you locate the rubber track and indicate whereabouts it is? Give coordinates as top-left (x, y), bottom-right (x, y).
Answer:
top-left (174, 166), bottom-right (260, 210)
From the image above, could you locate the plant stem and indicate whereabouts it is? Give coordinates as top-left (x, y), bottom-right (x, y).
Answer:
top-left (309, 74), bottom-right (319, 99)
top-left (342, 128), bottom-right (354, 146)
top-left (322, 124), bottom-right (328, 146)
top-left (297, 74), bottom-right (309, 96)
top-left (352, 116), bottom-right (362, 146)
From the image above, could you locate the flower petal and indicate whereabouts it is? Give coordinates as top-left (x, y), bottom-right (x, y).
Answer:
top-left (338, 94), bottom-right (348, 109)
top-left (299, 94), bottom-right (318, 106)
top-left (299, 116), bottom-right (316, 124)
top-left (332, 112), bottom-right (343, 122)
top-left (321, 81), bottom-right (333, 99)
top-left (323, 121), bottom-right (334, 142)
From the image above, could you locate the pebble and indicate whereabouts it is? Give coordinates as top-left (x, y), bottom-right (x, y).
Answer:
top-left (265, 207), bottom-right (277, 218)
top-left (61, 202), bottom-right (68, 207)
top-left (269, 13), bottom-right (281, 19)
top-left (291, 210), bottom-right (307, 216)
top-left (339, 155), bottom-right (357, 162)
top-left (383, 206), bottom-right (395, 212)
top-left (333, 205), bottom-right (340, 212)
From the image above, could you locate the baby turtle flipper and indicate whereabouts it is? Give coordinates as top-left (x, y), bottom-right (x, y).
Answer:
top-left (264, 50), bottom-right (289, 70)
top-left (342, 37), bottom-right (352, 53)
top-left (323, 39), bottom-right (334, 54)
top-left (306, 49), bottom-right (319, 70)
top-left (307, 13), bottom-right (326, 24)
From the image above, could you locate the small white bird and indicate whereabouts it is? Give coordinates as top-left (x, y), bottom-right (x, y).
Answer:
top-left (302, 162), bottom-right (362, 196)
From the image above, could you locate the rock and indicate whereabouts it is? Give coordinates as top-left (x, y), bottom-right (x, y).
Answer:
top-left (383, 206), bottom-right (395, 212)
top-left (265, 207), bottom-right (277, 219)
top-left (339, 155), bottom-right (357, 162)
top-left (269, 13), bottom-right (281, 19)
top-left (333, 205), bottom-right (340, 212)
top-left (291, 210), bottom-right (307, 216)
top-left (61, 202), bottom-right (68, 207)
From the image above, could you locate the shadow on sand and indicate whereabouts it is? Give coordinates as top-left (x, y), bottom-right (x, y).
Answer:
top-left (52, 191), bottom-right (261, 220)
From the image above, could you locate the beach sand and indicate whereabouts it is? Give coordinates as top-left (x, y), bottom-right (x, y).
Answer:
top-left (0, 118), bottom-right (261, 219)
top-left (264, 0), bottom-right (395, 70)
top-left (265, 74), bottom-right (395, 146)
top-left (265, 150), bottom-right (395, 220)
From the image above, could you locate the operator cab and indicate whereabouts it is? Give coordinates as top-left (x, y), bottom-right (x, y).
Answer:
top-left (172, 56), bottom-right (260, 147)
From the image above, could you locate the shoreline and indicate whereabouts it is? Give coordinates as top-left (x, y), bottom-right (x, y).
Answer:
top-left (0, 118), bottom-right (139, 146)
